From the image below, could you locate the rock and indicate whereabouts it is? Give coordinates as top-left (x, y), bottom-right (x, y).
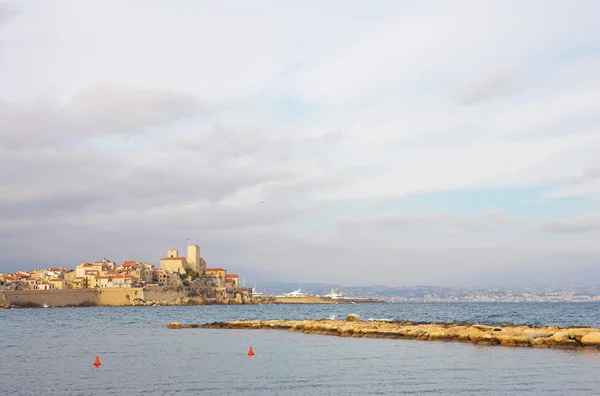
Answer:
top-left (346, 314), bottom-right (361, 322)
top-left (167, 322), bottom-right (183, 329)
top-left (552, 332), bottom-right (569, 343)
top-left (522, 329), bottom-right (552, 340)
top-left (567, 328), bottom-right (593, 342)
top-left (581, 332), bottom-right (600, 346)
top-left (555, 339), bottom-right (581, 349)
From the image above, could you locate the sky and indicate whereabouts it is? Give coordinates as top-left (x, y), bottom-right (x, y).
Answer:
top-left (1, 0), bottom-right (600, 287)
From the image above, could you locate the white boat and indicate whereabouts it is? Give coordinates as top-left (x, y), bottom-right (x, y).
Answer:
top-left (279, 288), bottom-right (307, 297)
top-left (324, 289), bottom-right (344, 299)
top-left (42, 303), bottom-right (49, 308)
top-left (252, 285), bottom-right (264, 297)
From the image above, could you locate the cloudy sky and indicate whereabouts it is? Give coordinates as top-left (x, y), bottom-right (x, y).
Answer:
top-left (1, 0), bottom-right (599, 287)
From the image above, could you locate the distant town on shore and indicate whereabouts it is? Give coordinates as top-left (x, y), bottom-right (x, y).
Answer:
top-left (253, 284), bottom-right (600, 303)
top-left (0, 242), bottom-right (243, 292)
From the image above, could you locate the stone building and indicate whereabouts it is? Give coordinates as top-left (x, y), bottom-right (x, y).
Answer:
top-left (205, 268), bottom-right (226, 278)
top-left (159, 244), bottom-right (205, 275)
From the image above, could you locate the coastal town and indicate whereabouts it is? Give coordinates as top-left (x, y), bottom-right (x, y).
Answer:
top-left (0, 242), bottom-right (257, 307)
top-left (0, 243), bottom-right (241, 292)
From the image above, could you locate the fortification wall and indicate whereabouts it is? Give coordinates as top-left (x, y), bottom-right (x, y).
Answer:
top-left (143, 285), bottom-right (227, 303)
top-left (96, 288), bottom-right (144, 306)
top-left (143, 286), bottom-right (186, 302)
top-left (0, 291), bottom-right (8, 306)
top-left (4, 289), bottom-right (97, 307)
top-left (2, 284), bottom-right (253, 308)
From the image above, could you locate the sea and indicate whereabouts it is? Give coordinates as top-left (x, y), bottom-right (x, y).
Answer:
top-left (1, 302), bottom-right (599, 396)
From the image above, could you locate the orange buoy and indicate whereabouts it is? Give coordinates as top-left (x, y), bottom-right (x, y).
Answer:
top-left (93, 356), bottom-right (101, 366)
top-left (247, 346), bottom-right (255, 356)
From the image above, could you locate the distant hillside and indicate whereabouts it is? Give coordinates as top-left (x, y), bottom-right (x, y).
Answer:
top-left (251, 282), bottom-right (600, 302)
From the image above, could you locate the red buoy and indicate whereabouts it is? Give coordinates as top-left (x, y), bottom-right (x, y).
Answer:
top-left (93, 355), bottom-right (101, 366)
top-left (247, 346), bottom-right (255, 356)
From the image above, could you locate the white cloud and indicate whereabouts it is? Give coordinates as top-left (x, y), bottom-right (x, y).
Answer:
top-left (545, 214), bottom-right (600, 234)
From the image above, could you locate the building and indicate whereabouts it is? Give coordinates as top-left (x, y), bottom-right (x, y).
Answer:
top-left (159, 243), bottom-right (206, 275)
top-left (112, 274), bottom-right (133, 288)
top-left (49, 278), bottom-right (67, 289)
top-left (153, 269), bottom-right (180, 286)
top-left (225, 274), bottom-right (240, 288)
top-left (131, 263), bottom-right (154, 285)
top-left (206, 268), bottom-right (226, 278)
top-left (159, 250), bottom-right (187, 274)
top-left (75, 262), bottom-right (93, 278)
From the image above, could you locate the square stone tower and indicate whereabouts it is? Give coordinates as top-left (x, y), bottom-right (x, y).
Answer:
top-left (187, 244), bottom-right (200, 273)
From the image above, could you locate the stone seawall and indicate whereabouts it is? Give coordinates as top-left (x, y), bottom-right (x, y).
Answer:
top-left (167, 318), bottom-right (600, 350)
top-left (97, 288), bottom-right (144, 306)
top-left (0, 290), bottom-right (9, 306)
top-left (3, 289), bottom-right (98, 307)
top-left (1, 284), bottom-right (254, 308)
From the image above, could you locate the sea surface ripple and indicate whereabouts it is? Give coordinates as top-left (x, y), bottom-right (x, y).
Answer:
top-left (1, 302), bottom-right (599, 395)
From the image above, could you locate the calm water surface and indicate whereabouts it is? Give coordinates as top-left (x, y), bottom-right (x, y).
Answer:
top-left (1, 303), bottom-right (599, 395)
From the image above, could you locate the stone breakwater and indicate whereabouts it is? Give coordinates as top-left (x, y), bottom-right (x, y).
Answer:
top-left (167, 316), bottom-right (600, 350)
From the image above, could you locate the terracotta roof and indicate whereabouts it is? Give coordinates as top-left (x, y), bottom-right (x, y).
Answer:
top-left (49, 278), bottom-right (64, 282)
top-left (122, 260), bottom-right (135, 267)
top-left (113, 274), bottom-right (132, 279)
top-left (206, 268), bottom-right (226, 272)
top-left (225, 274), bottom-right (239, 279)
top-left (161, 257), bottom-right (185, 261)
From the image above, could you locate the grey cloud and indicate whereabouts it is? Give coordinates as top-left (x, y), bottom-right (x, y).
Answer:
top-left (544, 214), bottom-right (600, 234)
top-left (0, 3), bottom-right (16, 27)
top-left (0, 92), bottom-right (345, 266)
top-left (337, 212), bottom-right (455, 230)
top-left (336, 211), bottom-right (522, 234)
top-left (65, 85), bottom-right (207, 133)
top-left (0, 86), bottom-right (208, 148)
top-left (0, 146), bottom-right (295, 222)
top-left (453, 66), bottom-right (522, 105)
top-left (168, 125), bottom-right (344, 166)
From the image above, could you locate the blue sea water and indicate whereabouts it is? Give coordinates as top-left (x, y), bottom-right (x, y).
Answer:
top-left (1, 303), bottom-right (599, 395)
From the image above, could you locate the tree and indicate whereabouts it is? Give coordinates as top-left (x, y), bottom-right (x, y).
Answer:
top-left (180, 273), bottom-right (188, 280)
top-left (185, 268), bottom-right (199, 280)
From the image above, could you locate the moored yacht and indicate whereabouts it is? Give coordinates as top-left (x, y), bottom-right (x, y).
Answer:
top-left (252, 285), bottom-right (264, 297)
top-left (278, 288), bottom-right (307, 297)
top-left (324, 289), bottom-right (344, 299)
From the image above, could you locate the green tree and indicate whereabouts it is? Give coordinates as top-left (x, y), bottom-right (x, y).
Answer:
top-left (185, 268), bottom-right (199, 280)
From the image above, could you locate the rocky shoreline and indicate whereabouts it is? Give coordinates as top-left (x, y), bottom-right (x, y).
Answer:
top-left (167, 316), bottom-right (600, 350)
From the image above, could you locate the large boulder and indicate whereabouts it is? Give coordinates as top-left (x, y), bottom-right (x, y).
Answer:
top-left (552, 332), bottom-right (569, 343)
top-left (346, 314), bottom-right (361, 322)
top-left (581, 332), bottom-right (600, 346)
